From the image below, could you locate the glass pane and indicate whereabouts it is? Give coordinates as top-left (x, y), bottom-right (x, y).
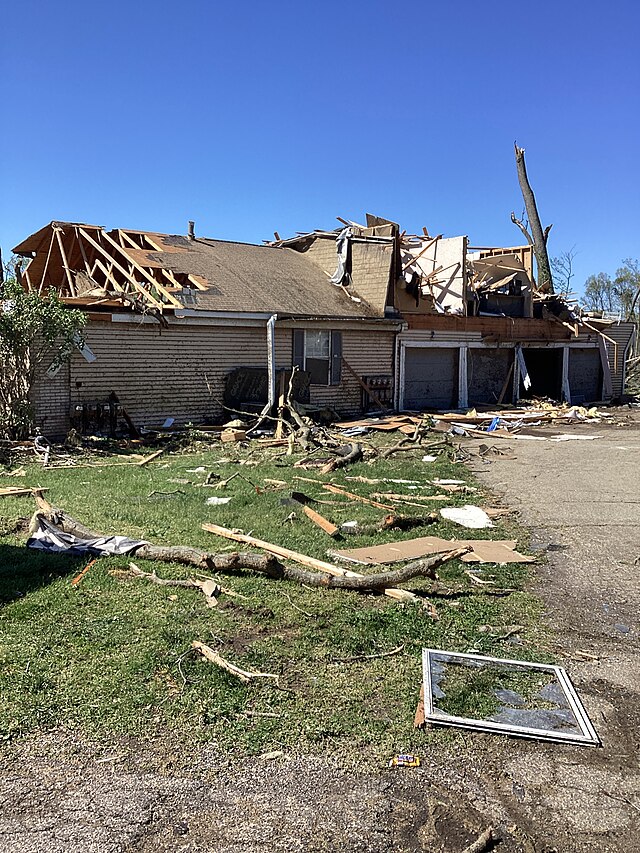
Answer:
top-left (305, 331), bottom-right (330, 359)
top-left (430, 655), bottom-right (580, 734)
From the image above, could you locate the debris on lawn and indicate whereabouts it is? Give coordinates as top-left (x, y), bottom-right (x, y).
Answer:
top-left (388, 754), bottom-right (421, 768)
top-left (191, 641), bottom-right (280, 685)
top-left (420, 649), bottom-right (600, 746)
top-left (439, 505), bottom-right (494, 529)
top-left (71, 558), bottom-right (98, 586)
top-left (206, 496), bottom-right (232, 506)
top-left (281, 492), bottom-right (340, 537)
top-left (332, 536), bottom-right (534, 566)
top-left (25, 495), bottom-right (465, 606)
top-left (1, 486), bottom-right (48, 498)
top-left (202, 522), bottom-right (468, 604)
top-left (28, 508), bottom-right (147, 557)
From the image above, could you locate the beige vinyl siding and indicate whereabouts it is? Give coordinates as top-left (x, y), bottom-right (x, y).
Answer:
top-left (32, 319), bottom-right (396, 433)
top-left (307, 329), bottom-right (395, 414)
top-left (68, 323), bottom-right (291, 427)
top-left (602, 322), bottom-right (636, 397)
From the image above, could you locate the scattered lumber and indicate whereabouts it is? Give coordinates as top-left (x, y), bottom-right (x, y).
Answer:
top-left (300, 503), bottom-right (339, 537)
top-left (138, 448), bottom-right (166, 467)
top-left (29, 499), bottom-right (461, 604)
top-left (71, 558), bottom-right (97, 586)
top-left (321, 483), bottom-right (394, 510)
top-left (0, 486), bottom-right (48, 498)
top-left (191, 641), bottom-right (279, 684)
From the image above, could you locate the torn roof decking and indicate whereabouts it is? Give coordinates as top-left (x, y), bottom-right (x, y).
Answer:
top-left (13, 222), bottom-right (383, 320)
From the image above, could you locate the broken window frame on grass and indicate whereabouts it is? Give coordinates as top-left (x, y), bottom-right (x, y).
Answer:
top-left (422, 649), bottom-right (600, 747)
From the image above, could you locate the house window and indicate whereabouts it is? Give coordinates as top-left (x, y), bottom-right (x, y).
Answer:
top-left (293, 329), bottom-right (342, 386)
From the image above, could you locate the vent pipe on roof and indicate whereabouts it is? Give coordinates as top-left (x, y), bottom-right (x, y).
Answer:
top-left (188, 221), bottom-right (195, 241)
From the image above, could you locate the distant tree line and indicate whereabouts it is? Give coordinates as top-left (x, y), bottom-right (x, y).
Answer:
top-left (581, 259), bottom-right (640, 321)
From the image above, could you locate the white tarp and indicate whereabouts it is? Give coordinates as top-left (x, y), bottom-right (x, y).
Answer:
top-left (28, 514), bottom-right (146, 556)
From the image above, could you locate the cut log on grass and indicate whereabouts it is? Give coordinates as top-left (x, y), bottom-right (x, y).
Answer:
top-left (191, 641), bottom-right (279, 685)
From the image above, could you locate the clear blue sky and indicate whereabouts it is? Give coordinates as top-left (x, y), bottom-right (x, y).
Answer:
top-left (2, 0), bottom-right (638, 294)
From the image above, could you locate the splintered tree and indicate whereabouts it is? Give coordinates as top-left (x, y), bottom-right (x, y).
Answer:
top-left (511, 143), bottom-right (554, 294)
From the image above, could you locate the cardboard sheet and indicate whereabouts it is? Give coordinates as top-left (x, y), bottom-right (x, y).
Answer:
top-left (331, 536), bottom-right (534, 565)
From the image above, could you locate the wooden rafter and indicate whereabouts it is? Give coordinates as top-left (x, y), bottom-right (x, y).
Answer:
top-left (161, 268), bottom-right (182, 288)
top-left (37, 229), bottom-right (57, 294)
top-left (75, 227), bottom-right (93, 276)
top-left (53, 226), bottom-right (76, 297)
top-left (99, 230), bottom-right (182, 308)
top-left (118, 229), bottom-right (143, 251)
top-left (78, 227), bottom-right (166, 311)
top-left (92, 258), bottom-right (127, 293)
top-left (188, 274), bottom-right (208, 291)
top-left (142, 267), bottom-right (184, 307)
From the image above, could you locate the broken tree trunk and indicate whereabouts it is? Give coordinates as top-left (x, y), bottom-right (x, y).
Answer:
top-left (513, 142), bottom-right (554, 294)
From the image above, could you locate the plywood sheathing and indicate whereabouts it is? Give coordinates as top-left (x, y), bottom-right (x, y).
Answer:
top-left (398, 235), bottom-right (467, 315)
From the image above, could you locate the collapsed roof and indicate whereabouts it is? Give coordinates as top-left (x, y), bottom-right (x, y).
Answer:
top-left (12, 222), bottom-right (382, 320)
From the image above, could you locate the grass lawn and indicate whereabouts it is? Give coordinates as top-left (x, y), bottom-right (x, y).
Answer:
top-left (0, 433), bottom-right (548, 763)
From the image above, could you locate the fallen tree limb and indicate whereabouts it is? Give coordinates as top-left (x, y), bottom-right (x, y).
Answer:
top-left (202, 521), bottom-right (421, 602)
top-left (29, 499), bottom-right (466, 603)
top-left (320, 441), bottom-right (363, 475)
top-left (461, 825), bottom-right (499, 853)
top-left (127, 561), bottom-right (223, 607)
top-left (191, 641), bottom-right (279, 684)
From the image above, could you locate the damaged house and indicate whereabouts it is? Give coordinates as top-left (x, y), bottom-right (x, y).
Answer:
top-left (12, 216), bottom-right (635, 437)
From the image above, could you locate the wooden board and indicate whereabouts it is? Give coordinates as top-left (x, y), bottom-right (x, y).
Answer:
top-left (331, 536), bottom-right (534, 565)
top-left (0, 486), bottom-right (47, 497)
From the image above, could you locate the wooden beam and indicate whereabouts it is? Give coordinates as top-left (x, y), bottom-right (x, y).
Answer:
top-left (142, 268), bottom-right (184, 307)
top-left (188, 274), bottom-right (208, 291)
top-left (402, 234), bottom-right (442, 272)
top-left (118, 229), bottom-right (143, 251)
top-left (202, 522), bottom-right (417, 603)
top-left (78, 228), bottom-right (165, 311)
top-left (92, 258), bottom-right (127, 293)
top-left (75, 227), bottom-right (94, 276)
top-left (341, 357), bottom-right (387, 411)
top-left (54, 226), bottom-right (76, 296)
top-left (38, 229), bottom-right (57, 294)
top-left (99, 230), bottom-right (182, 307)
